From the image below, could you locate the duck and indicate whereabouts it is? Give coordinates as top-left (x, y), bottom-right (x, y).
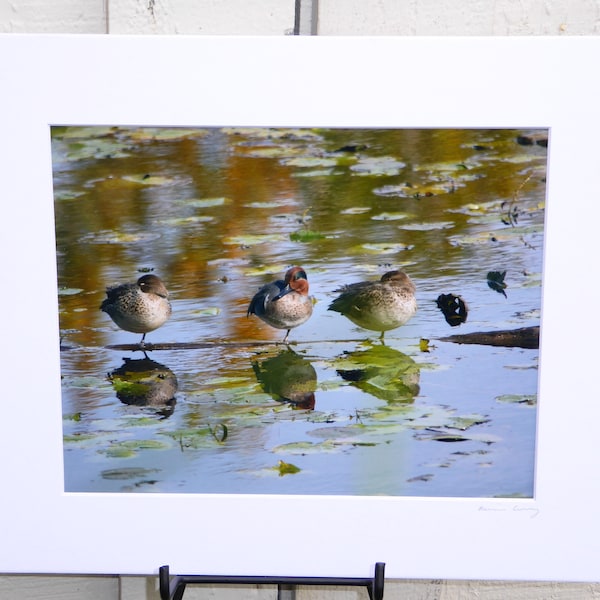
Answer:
top-left (328, 269), bottom-right (417, 339)
top-left (247, 266), bottom-right (313, 343)
top-left (100, 274), bottom-right (171, 345)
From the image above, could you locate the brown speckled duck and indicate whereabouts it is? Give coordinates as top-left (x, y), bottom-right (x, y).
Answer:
top-left (100, 274), bottom-right (171, 345)
top-left (328, 270), bottom-right (417, 339)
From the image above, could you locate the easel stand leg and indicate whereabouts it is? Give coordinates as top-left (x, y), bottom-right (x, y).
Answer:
top-left (159, 563), bottom-right (385, 600)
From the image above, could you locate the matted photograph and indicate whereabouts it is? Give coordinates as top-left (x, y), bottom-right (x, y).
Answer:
top-left (55, 126), bottom-right (546, 497)
top-left (2, 34), bottom-right (599, 581)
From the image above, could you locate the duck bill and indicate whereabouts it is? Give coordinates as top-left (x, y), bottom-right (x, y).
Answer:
top-left (272, 285), bottom-right (293, 301)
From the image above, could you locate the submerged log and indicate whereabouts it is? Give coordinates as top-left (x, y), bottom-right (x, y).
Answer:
top-left (440, 326), bottom-right (539, 349)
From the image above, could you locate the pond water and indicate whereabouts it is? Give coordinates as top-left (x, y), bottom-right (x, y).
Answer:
top-left (54, 126), bottom-right (546, 497)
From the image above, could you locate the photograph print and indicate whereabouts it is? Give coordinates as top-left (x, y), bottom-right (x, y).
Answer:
top-left (54, 126), bottom-right (546, 497)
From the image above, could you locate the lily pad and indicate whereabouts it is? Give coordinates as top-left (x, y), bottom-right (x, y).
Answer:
top-left (276, 460), bottom-right (301, 476)
top-left (58, 287), bottom-right (84, 296)
top-left (101, 467), bottom-right (161, 480)
top-left (357, 242), bottom-right (413, 254)
top-left (128, 128), bottom-right (209, 141)
top-left (496, 394), bottom-right (537, 406)
top-left (222, 234), bottom-right (286, 246)
top-left (289, 229), bottom-right (325, 242)
top-left (282, 156), bottom-right (339, 168)
top-left (121, 174), bottom-right (173, 186)
top-left (350, 156), bottom-right (406, 176)
top-left (398, 221), bottom-right (455, 231)
top-left (340, 207), bottom-right (371, 215)
top-left (79, 230), bottom-right (161, 244)
top-left (185, 197), bottom-right (230, 208)
top-left (371, 212), bottom-right (409, 221)
top-left (373, 180), bottom-right (459, 198)
top-left (244, 200), bottom-right (294, 209)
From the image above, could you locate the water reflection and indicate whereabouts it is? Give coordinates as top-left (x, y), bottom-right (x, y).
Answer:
top-left (335, 345), bottom-right (420, 403)
top-left (108, 356), bottom-right (177, 417)
top-left (251, 348), bottom-right (317, 409)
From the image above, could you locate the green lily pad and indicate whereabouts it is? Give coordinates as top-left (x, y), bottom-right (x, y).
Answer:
top-left (223, 234), bottom-right (286, 246)
top-left (276, 460), bottom-right (301, 476)
top-left (271, 440), bottom-right (339, 455)
top-left (290, 229), bottom-right (325, 242)
top-left (101, 467), bottom-right (161, 480)
top-left (373, 180), bottom-right (460, 198)
top-left (496, 394), bottom-right (537, 406)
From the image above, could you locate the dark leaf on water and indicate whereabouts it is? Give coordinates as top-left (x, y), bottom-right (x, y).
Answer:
top-left (436, 293), bottom-right (468, 327)
top-left (487, 271), bottom-right (508, 297)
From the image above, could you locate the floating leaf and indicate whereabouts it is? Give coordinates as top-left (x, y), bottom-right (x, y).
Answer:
top-left (340, 207), bottom-right (371, 215)
top-left (101, 467), bottom-right (160, 480)
top-left (191, 306), bottom-right (221, 317)
top-left (496, 394), bottom-right (537, 406)
top-left (419, 338), bottom-right (432, 352)
top-left (398, 221), bottom-right (455, 231)
top-left (350, 156), bottom-right (406, 176)
top-left (289, 229), bottom-right (325, 242)
top-left (282, 156), bottom-right (339, 168)
top-left (102, 439), bottom-right (169, 458)
top-left (159, 216), bottom-right (215, 226)
top-left (128, 128), bottom-right (209, 141)
top-left (292, 169), bottom-right (337, 178)
top-left (79, 230), bottom-right (161, 244)
top-left (271, 441), bottom-right (338, 455)
top-left (63, 138), bottom-right (132, 161)
top-left (58, 287), bottom-right (84, 296)
top-left (276, 460), bottom-right (301, 476)
top-left (373, 180), bottom-right (458, 198)
top-left (371, 212), bottom-right (408, 221)
top-left (54, 190), bottom-right (86, 201)
top-left (222, 233), bottom-right (286, 246)
top-left (448, 414), bottom-right (490, 431)
top-left (357, 242), bottom-right (413, 254)
top-left (244, 200), bottom-right (294, 209)
top-left (121, 174), bottom-right (172, 186)
top-left (185, 197), bottom-right (229, 208)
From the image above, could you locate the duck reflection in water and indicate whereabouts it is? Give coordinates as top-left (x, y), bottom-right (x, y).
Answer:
top-left (108, 356), bottom-right (177, 417)
top-left (252, 348), bottom-right (317, 410)
top-left (334, 345), bottom-right (420, 403)
top-left (247, 267), bottom-right (313, 343)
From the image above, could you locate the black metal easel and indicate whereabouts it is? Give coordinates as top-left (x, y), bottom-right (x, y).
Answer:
top-left (159, 562), bottom-right (385, 600)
